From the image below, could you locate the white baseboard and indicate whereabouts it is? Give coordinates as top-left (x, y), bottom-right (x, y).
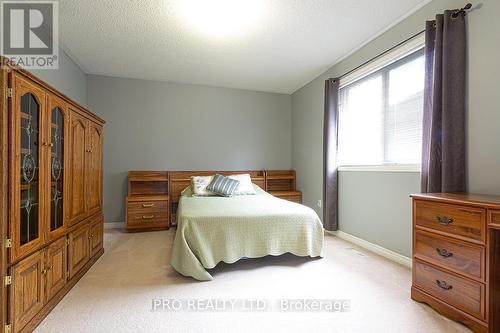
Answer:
top-left (104, 222), bottom-right (125, 230)
top-left (326, 230), bottom-right (412, 268)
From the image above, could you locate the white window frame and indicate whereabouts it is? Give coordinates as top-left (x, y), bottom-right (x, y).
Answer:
top-left (338, 33), bottom-right (425, 173)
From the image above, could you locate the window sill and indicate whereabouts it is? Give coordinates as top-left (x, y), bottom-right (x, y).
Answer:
top-left (338, 165), bottom-right (421, 172)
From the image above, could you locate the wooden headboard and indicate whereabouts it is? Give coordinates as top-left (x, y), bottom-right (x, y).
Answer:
top-left (169, 170), bottom-right (266, 204)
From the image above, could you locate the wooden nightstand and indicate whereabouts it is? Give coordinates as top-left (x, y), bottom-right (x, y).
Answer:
top-left (126, 171), bottom-right (170, 232)
top-left (265, 170), bottom-right (302, 204)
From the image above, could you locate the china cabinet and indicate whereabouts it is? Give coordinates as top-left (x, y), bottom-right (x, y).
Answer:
top-left (0, 57), bottom-right (105, 333)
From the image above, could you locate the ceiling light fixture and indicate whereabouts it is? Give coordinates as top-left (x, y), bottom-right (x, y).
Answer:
top-left (177, 0), bottom-right (264, 38)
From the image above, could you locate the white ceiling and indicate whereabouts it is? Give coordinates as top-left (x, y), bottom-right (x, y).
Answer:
top-left (59, 0), bottom-right (429, 94)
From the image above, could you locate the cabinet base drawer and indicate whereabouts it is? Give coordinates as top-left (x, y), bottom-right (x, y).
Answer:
top-left (414, 260), bottom-right (485, 320)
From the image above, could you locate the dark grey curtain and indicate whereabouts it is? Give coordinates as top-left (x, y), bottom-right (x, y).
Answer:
top-left (421, 10), bottom-right (467, 193)
top-left (323, 78), bottom-right (339, 231)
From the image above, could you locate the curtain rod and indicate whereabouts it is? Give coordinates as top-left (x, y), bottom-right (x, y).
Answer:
top-left (331, 29), bottom-right (425, 82)
top-left (330, 3), bottom-right (474, 82)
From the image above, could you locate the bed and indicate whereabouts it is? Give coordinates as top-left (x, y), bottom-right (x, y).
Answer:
top-left (170, 172), bottom-right (324, 281)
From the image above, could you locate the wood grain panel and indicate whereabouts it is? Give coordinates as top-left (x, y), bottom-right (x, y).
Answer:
top-left (68, 223), bottom-right (90, 278)
top-left (45, 237), bottom-right (67, 302)
top-left (415, 200), bottom-right (486, 243)
top-left (414, 260), bottom-right (485, 320)
top-left (10, 250), bottom-right (45, 332)
top-left (90, 217), bottom-right (103, 257)
top-left (414, 231), bottom-right (484, 281)
top-left (86, 121), bottom-right (103, 216)
top-left (68, 111), bottom-right (87, 225)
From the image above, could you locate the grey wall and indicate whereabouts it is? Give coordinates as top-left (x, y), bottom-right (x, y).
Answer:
top-left (29, 47), bottom-right (87, 106)
top-left (87, 75), bottom-right (292, 222)
top-left (291, 0), bottom-right (500, 257)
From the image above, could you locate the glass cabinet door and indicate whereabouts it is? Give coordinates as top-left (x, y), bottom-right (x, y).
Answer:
top-left (12, 75), bottom-right (46, 260)
top-left (47, 100), bottom-right (67, 239)
top-left (20, 93), bottom-right (40, 245)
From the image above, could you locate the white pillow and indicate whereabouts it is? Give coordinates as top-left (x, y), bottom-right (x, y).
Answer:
top-left (191, 176), bottom-right (216, 196)
top-left (228, 174), bottom-right (257, 195)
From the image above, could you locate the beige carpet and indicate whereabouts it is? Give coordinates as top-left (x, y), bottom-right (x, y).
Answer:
top-left (35, 228), bottom-right (470, 333)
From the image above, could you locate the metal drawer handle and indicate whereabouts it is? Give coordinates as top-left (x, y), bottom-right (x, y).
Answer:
top-left (142, 215), bottom-right (154, 219)
top-left (142, 203), bottom-right (154, 208)
top-left (436, 216), bottom-right (454, 226)
top-left (436, 280), bottom-right (453, 290)
top-left (436, 248), bottom-right (453, 258)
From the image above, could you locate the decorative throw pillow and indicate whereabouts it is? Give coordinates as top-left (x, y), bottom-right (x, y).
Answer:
top-left (207, 174), bottom-right (240, 197)
top-left (191, 176), bottom-right (216, 196)
top-left (228, 174), bottom-right (257, 195)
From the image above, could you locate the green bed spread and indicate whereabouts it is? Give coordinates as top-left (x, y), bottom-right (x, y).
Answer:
top-left (170, 186), bottom-right (324, 281)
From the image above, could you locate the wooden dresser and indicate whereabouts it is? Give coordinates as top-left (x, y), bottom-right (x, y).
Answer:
top-left (411, 193), bottom-right (500, 333)
top-left (126, 171), bottom-right (170, 232)
top-left (0, 57), bottom-right (105, 332)
top-left (265, 170), bottom-right (302, 203)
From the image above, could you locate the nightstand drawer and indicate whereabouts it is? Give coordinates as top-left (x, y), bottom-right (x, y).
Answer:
top-left (127, 211), bottom-right (168, 226)
top-left (414, 200), bottom-right (485, 242)
top-left (414, 260), bottom-right (485, 320)
top-left (127, 200), bottom-right (168, 212)
top-left (414, 231), bottom-right (484, 281)
top-left (271, 191), bottom-right (302, 203)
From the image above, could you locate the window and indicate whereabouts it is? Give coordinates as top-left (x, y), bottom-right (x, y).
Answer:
top-left (337, 43), bottom-right (425, 169)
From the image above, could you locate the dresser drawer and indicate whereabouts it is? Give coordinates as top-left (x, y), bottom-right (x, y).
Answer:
top-left (414, 200), bottom-right (485, 242)
top-left (414, 231), bottom-right (484, 281)
top-left (414, 260), bottom-right (485, 320)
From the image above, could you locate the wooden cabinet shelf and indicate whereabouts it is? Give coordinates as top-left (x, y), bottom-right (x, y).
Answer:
top-left (264, 170), bottom-right (302, 204)
top-left (126, 195), bottom-right (169, 202)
